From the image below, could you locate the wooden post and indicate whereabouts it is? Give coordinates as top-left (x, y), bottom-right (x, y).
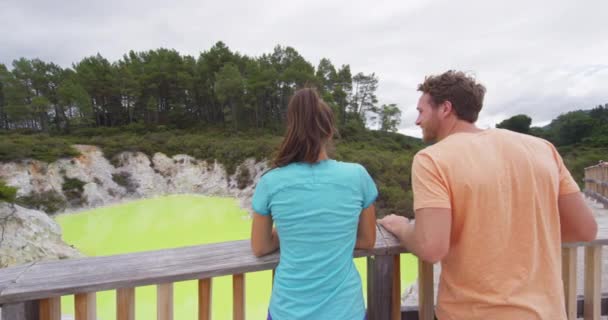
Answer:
top-left (367, 255), bottom-right (398, 320)
top-left (39, 297), bottom-right (61, 320)
top-left (1, 301), bottom-right (40, 320)
top-left (117, 287), bottom-right (135, 320)
top-left (562, 247), bottom-right (578, 320)
top-left (418, 260), bottom-right (435, 320)
top-left (233, 274), bottom-right (245, 320)
top-left (392, 255), bottom-right (401, 320)
top-left (157, 283), bottom-right (173, 320)
top-left (603, 165), bottom-right (608, 208)
top-left (198, 279), bottom-right (212, 320)
top-left (75, 292), bottom-right (96, 320)
top-left (584, 245), bottom-right (602, 320)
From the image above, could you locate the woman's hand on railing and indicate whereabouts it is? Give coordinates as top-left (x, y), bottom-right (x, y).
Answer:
top-left (251, 213), bottom-right (280, 257)
top-left (355, 204), bottom-right (377, 249)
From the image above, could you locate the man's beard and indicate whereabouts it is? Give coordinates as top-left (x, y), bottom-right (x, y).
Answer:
top-left (422, 119), bottom-right (439, 143)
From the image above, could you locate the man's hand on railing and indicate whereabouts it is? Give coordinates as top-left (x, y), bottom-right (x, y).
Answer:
top-left (378, 208), bottom-right (451, 264)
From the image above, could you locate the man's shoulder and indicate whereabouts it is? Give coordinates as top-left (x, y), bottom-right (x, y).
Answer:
top-left (414, 129), bottom-right (555, 159)
top-left (492, 128), bottom-right (556, 150)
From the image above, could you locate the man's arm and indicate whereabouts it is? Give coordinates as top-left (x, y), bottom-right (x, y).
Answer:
top-left (559, 192), bottom-right (597, 243)
top-left (378, 208), bottom-right (451, 263)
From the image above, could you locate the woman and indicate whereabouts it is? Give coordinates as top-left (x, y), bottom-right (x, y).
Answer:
top-left (251, 88), bottom-right (377, 320)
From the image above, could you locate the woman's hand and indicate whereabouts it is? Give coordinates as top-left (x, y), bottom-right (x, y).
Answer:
top-left (251, 212), bottom-right (279, 257)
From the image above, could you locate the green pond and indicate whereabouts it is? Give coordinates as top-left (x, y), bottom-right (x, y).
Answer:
top-left (55, 195), bottom-right (418, 320)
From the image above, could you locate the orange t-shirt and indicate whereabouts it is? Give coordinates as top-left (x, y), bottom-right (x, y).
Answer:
top-left (412, 129), bottom-right (580, 320)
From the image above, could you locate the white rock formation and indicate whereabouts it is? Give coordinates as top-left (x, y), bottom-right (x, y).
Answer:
top-left (0, 202), bottom-right (81, 268)
top-left (0, 145), bottom-right (269, 214)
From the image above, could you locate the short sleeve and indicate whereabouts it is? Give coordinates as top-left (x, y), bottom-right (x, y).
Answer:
top-left (252, 175), bottom-right (271, 215)
top-left (412, 152), bottom-right (451, 210)
top-left (359, 165), bottom-right (378, 208)
top-left (549, 144), bottom-right (580, 195)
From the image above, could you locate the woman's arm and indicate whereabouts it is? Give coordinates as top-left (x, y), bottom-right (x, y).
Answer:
top-left (251, 212), bottom-right (279, 257)
top-left (355, 204), bottom-right (377, 249)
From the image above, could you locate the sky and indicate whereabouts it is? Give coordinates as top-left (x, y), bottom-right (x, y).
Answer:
top-left (1, 0), bottom-right (607, 137)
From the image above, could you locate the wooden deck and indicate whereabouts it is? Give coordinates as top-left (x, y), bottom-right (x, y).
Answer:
top-left (0, 224), bottom-right (401, 305)
top-left (0, 219), bottom-right (607, 319)
top-left (0, 163), bottom-right (606, 320)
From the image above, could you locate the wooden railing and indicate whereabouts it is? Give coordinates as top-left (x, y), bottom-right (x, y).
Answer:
top-left (586, 161), bottom-right (608, 208)
top-left (0, 224), bottom-right (606, 320)
top-left (0, 225), bottom-right (407, 320)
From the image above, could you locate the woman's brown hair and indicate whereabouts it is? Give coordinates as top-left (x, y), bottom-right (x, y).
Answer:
top-left (273, 88), bottom-right (337, 167)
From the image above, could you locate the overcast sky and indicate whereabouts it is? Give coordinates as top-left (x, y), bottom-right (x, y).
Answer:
top-left (1, 0), bottom-right (607, 137)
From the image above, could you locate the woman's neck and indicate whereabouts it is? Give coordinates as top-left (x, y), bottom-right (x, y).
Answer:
top-left (317, 148), bottom-right (328, 161)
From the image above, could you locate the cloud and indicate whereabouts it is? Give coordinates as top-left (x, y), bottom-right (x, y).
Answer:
top-left (1, 0), bottom-right (607, 138)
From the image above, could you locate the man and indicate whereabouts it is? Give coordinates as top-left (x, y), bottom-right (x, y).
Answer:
top-left (378, 70), bottom-right (598, 319)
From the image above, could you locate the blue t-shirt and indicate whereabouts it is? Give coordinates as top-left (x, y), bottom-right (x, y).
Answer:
top-left (252, 159), bottom-right (378, 320)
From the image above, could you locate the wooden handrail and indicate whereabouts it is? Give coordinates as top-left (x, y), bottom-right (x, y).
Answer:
top-left (1, 186), bottom-right (606, 320)
top-left (585, 163), bottom-right (608, 209)
top-left (0, 225), bottom-right (405, 305)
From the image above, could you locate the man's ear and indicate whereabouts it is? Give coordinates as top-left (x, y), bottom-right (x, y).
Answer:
top-left (440, 101), bottom-right (453, 118)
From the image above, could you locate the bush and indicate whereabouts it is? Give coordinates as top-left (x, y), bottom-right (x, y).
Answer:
top-left (16, 190), bottom-right (67, 214)
top-left (236, 165), bottom-right (252, 190)
top-left (62, 177), bottom-right (86, 205)
top-left (0, 181), bottom-right (17, 203)
top-left (112, 172), bottom-right (138, 193)
top-left (0, 134), bottom-right (79, 162)
top-left (560, 146), bottom-right (607, 188)
top-left (0, 127), bottom-right (425, 216)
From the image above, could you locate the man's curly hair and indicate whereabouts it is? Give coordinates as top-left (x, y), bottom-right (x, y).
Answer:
top-left (417, 70), bottom-right (486, 123)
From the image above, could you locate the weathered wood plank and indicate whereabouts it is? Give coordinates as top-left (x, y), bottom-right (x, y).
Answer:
top-left (367, 255), bottom-right (398, 320)
top-left (418, 260), bottom-right (434, 320)
top-left (354, 224), bottom-right (393, 257)
top-left (376, 224), bottom-right (405, 256)
top-left (0, 231), bottom-right (406, 304)
top-left (0, 240), bottom-right (275, 304)
top-left (577, 293), bottom-right (608, 318)
top-left (198, 279), bottom-right (211, 320)
top-left (1, 301), bottom-right (39, 320)
top-left (584, 245), bottom-right (602, 320)
top-left (0, 223), bottom-right (606, 307)
top-left (39, 297), bottom-right (60, 320)
top-left (392, 255), bottom-right (401, 320)
top-left (157, 283), bottom-right (173, 320)
top-left (116, 287), bottom-right (135, 320)
top-left (0, 263), bottom-right (31, 292)
top-left (562, 247), bottom-right (578, 320)
top-left (75, 292), bottom-right (96, 320)
top-left (585, 191), bottom-right (608, 208)
top-left (233, 274), bottom-right (245, 320)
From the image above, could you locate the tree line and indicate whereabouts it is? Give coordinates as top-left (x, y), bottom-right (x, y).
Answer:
top-left (496, 104), bottom-right (608, 147)
top-left (0, 42), bottom-right (402, 134)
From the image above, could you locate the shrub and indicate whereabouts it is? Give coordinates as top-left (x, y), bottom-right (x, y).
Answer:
top-left (0, 181), bottom-right (17, 203)
top-left (236, 165), bottom-right (252, 190)
top-left (62, 177), bottom-right (86, 205)
top-left (16, 190), bottom-right (67, 214)
top-left (112, 172), bottom-right (138, 193)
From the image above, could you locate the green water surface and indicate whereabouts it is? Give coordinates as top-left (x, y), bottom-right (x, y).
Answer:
top-left (56, 195), bottom-right (417, 319)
